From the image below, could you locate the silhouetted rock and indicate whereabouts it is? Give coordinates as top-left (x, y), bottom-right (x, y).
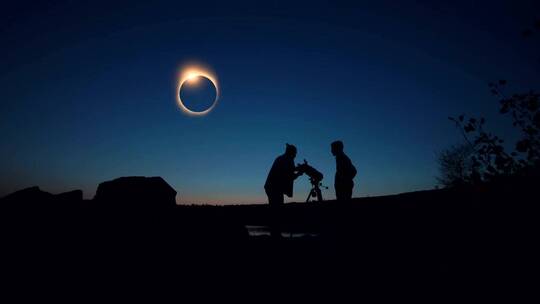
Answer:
top-left (93, 176), bottom-right (177, 208)
top-left (1, 187), bottom-right (84, 207)
top-left (55, 189), bottom-right (83, 203)
top-left (1, 186), bottom-right (54, 206)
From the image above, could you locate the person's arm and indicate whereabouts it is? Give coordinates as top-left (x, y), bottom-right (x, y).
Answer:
top-left (290, 160), bottom-right (301, 180)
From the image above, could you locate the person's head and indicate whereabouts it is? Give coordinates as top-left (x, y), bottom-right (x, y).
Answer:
top-left (285, 143), bottom-right (297, 159)
top-left (331, 140), bottom-right (344, 156)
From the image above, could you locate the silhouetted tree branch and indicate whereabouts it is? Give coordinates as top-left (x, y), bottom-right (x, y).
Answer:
top-left (440, 21), bottom-right (540, 188)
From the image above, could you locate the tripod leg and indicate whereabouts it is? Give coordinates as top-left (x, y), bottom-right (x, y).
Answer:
top-left (316, 187), bottom-right (323, 202)
top-left (306, 189), bottom-right (312, 203)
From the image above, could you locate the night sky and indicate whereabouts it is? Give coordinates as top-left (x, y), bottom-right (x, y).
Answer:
top-left (1, 1), bottom-right (539, 204)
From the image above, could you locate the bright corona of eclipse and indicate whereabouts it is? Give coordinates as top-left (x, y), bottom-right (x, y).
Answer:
top-left (176, 65), bottom-right (220, 116)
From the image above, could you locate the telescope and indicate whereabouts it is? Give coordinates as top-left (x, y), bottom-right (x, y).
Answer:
top-left (295, 159), bottom-right (327, 203)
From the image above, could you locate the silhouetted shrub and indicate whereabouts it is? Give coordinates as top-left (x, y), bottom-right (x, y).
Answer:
top-left (445, 81), bottom-right (540, 185)
top-left (441, 22), bottom-right (540, 187)
top-left (437, 144), bottom-right (476, 187)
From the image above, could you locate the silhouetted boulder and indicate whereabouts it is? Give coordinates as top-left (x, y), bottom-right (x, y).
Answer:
top-left (93, 176), bottom-right (177, 209)
top-left (55, 189), bottom-right (83, 203)
top-left (1, 186), bottom-right (54, 206)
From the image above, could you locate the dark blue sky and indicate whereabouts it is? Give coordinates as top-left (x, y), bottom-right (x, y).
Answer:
top-left (1, 1), bottom-right (539, 204)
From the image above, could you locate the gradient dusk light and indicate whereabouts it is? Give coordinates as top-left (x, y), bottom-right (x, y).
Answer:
top-left (1, 1), bottom-right (539, 204)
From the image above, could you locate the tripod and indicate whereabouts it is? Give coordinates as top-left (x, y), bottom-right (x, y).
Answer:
top-left (305, 177), bottom-right (327, 203)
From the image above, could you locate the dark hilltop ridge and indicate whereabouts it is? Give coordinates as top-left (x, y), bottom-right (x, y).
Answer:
top-left (1, 175), bottom-right (538, 293)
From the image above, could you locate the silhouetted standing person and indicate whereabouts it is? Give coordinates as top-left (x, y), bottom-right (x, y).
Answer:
top-left (331, 140), bottom-right (356, 201)
top-left (264, 143), bottom-right (301, 238)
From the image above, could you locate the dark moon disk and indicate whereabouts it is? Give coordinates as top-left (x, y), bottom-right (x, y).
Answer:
top-left (177, 71), bottom-right (219, 116)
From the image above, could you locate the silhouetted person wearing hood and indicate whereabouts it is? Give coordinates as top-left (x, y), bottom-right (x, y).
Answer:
top-left (331, 140), bottom-right (356, 201)
top-left (265, 143), bottom-right (301, 238)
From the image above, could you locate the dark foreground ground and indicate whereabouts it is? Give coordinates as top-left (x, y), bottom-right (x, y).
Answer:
top-left (1, 180), bottom-right (538, 299)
